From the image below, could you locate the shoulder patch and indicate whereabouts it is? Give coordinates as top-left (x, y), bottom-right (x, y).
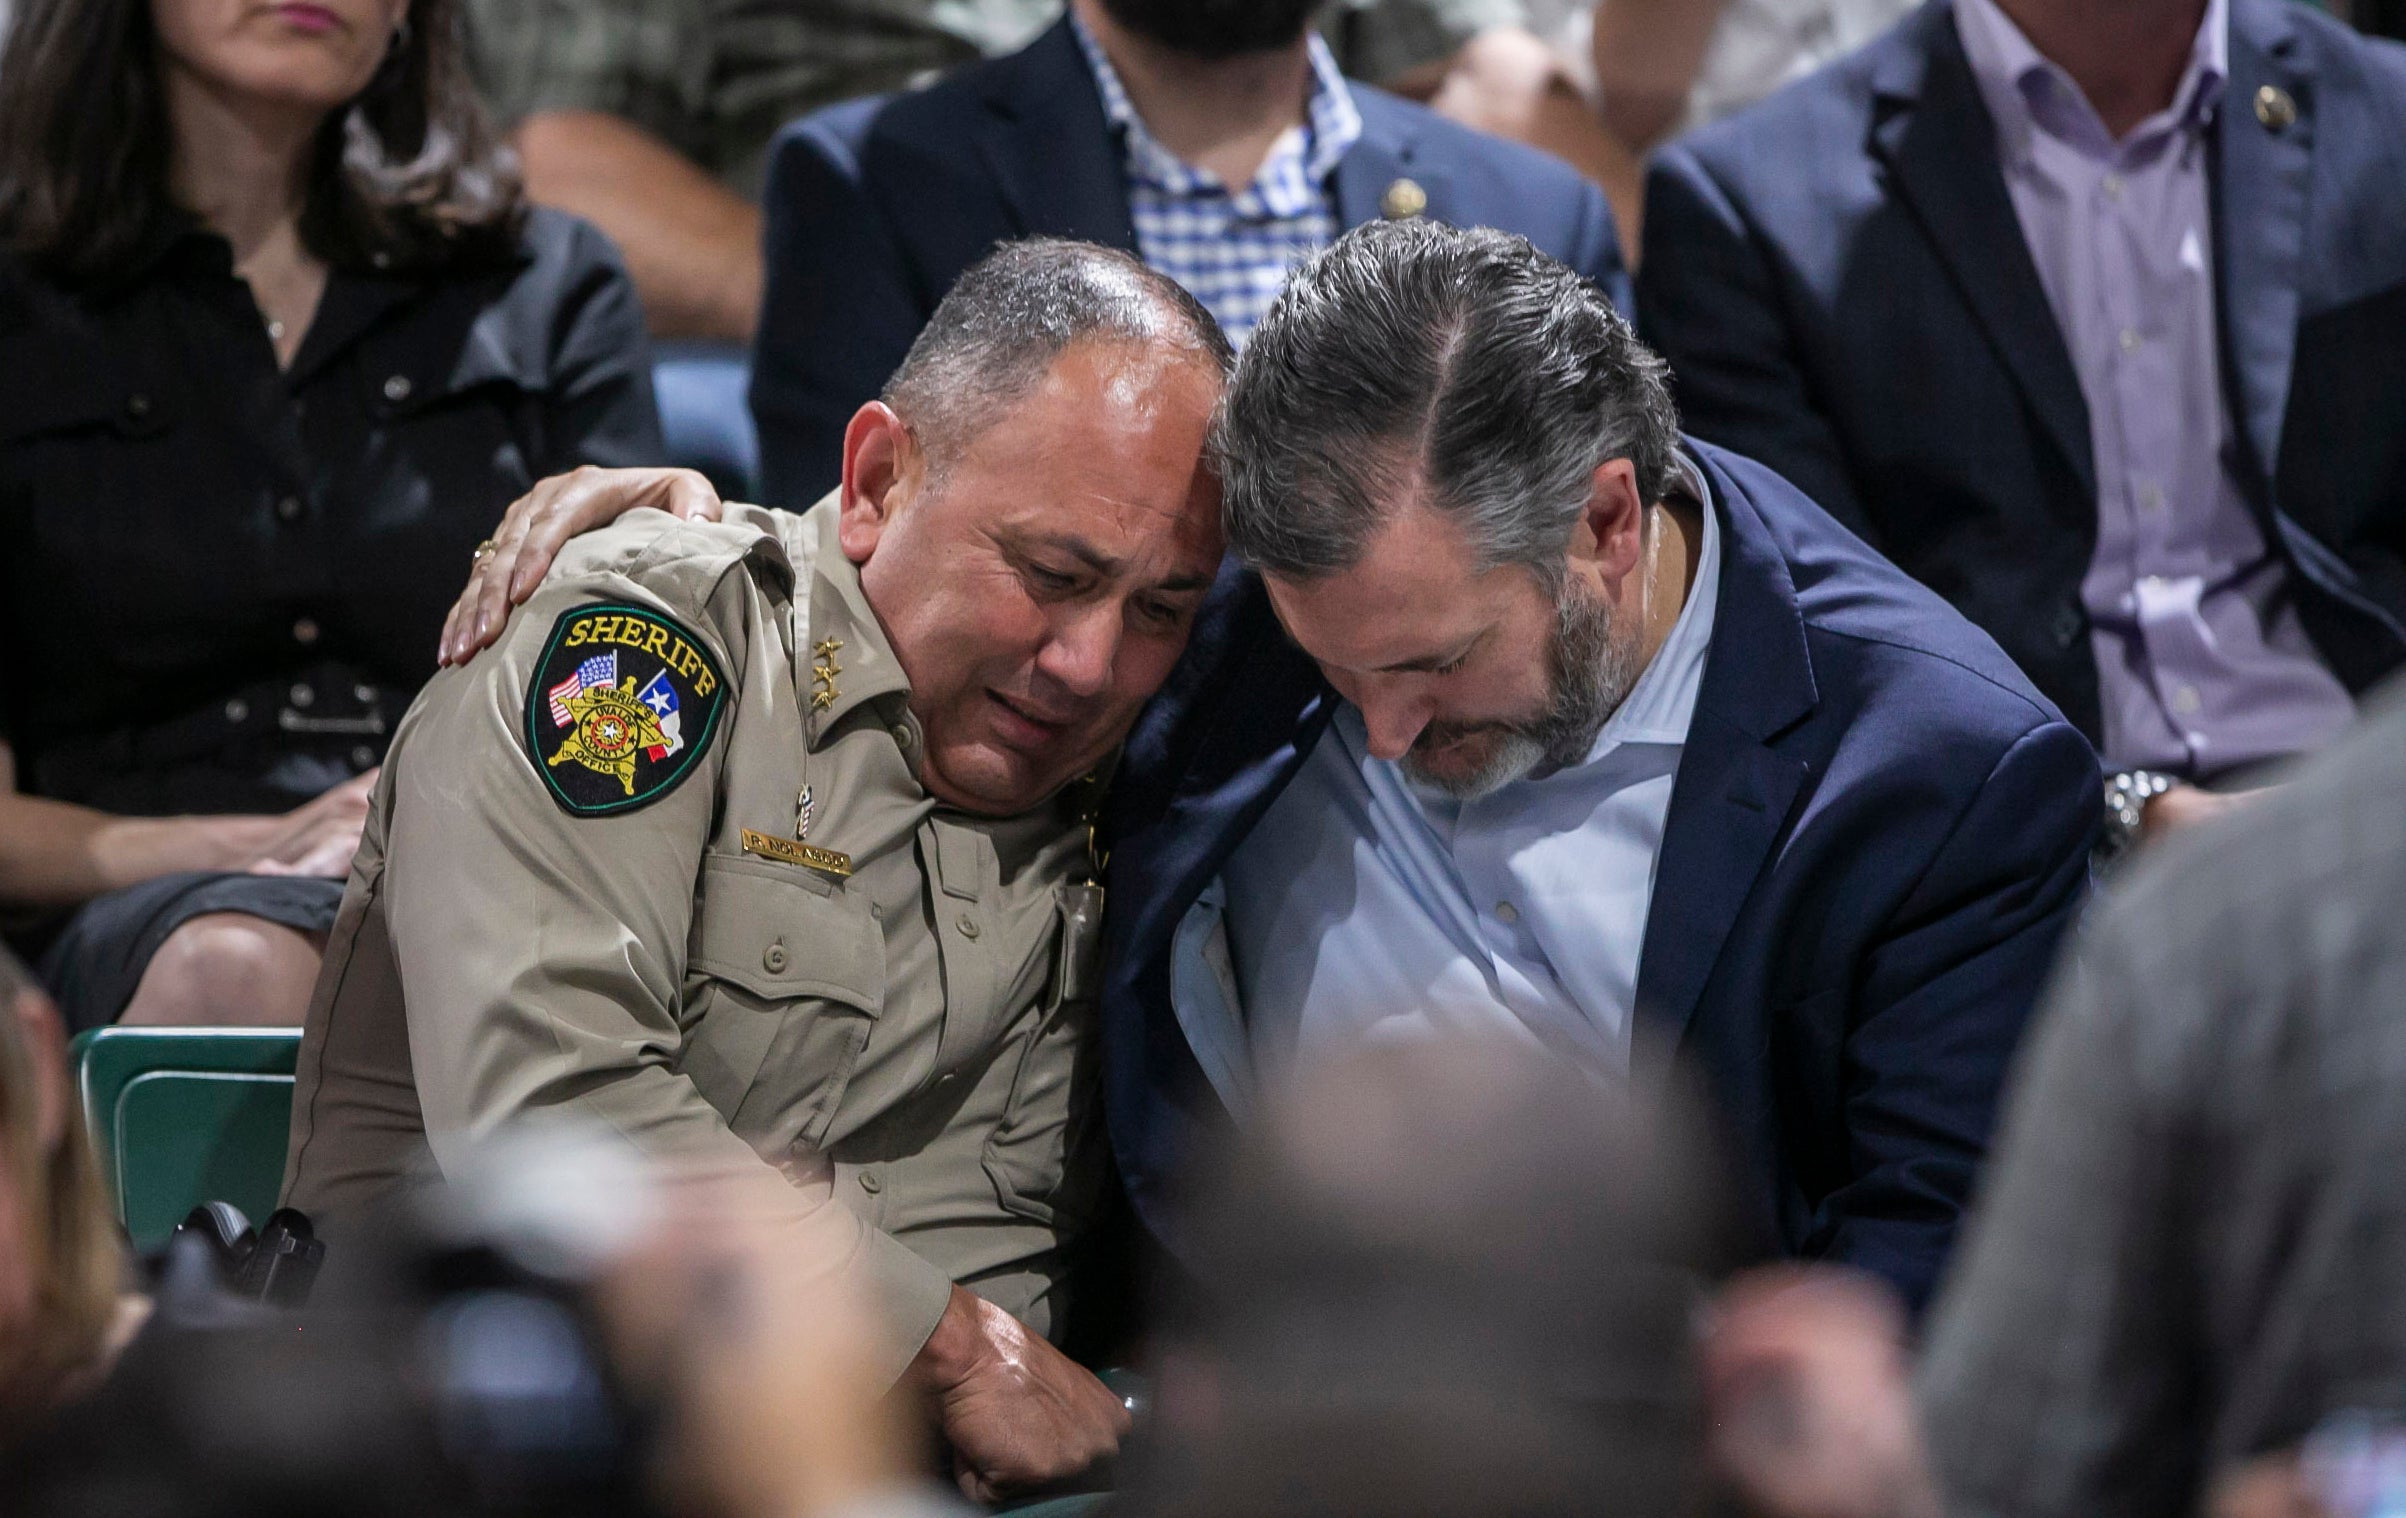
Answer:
top-left (523, 602), bottom-right (730, 817)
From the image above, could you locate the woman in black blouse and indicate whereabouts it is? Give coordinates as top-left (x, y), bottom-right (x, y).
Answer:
top-left (0, 0), bottom-right (660, 1029)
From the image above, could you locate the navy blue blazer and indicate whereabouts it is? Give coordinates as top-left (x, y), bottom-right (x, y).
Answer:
top-left (748, 16), bottom-right (1630, 507)
top-left (1638, 0), bottom-right (2406, 747)
top-left (1101, 441), bottom-right (2100, 1312)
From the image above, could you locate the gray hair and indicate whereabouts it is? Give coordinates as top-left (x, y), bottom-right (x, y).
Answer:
top-left (883, 238), bottom-right (1234, 473)
top-left (1214, 220), bottom-right (1680, 586)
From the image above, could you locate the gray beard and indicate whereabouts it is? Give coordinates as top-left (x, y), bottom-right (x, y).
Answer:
top-left (1402, 579), bottom-right (1644, 801)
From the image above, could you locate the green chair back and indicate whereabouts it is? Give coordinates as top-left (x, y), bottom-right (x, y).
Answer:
top-left (69, 1027), bottom-right (301, 1251)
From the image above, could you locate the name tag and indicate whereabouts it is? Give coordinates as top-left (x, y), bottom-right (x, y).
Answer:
top-left (741, 828), bottom-right (853, 879)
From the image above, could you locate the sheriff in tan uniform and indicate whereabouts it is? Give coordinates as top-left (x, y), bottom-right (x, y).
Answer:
top-left (283, 494), bottom-right (1108, 1377)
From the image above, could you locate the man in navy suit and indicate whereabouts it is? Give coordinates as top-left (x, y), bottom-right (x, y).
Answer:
top-left (1639, 0), bottom-right (2406, 854)
top-left (748, 0), bottom-right (1628, 505)
top-left (1103, 221), bottom-right (2098, 1313)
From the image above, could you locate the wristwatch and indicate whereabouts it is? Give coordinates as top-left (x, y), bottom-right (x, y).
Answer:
top-left (2100, 769), bottom-right (2177, 862)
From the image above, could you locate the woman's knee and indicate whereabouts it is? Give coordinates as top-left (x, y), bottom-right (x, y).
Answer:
top-left (118, 914), bottom-right (323, 1027)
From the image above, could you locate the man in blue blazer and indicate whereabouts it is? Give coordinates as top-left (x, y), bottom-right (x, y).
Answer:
top-left (1639, 0), bottom-right (2406, 851)
top-left (747, 0), bottom-right (1628, 506)
top-left (1104, 221), bottom-right (2099, 1313)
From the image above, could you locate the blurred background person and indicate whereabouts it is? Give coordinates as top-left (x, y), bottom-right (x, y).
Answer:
top-left (1121, 1036), bottom-right (1950, 1518)
top-left (6, 1106), bottom-right (967, 1518)
top-left (1639, 0), bottom-right (2406, 855)
top-left (463, 0), bottom-right (1627, 347)
top-left (1122, 1039), bottom-right (1746, 1518)
top-left (748, 0), bottom-right (1627, 503)
top-left (0, 0), bottom-right (661, 1031)
top-left (1590, 0), bottom-right (1914, 153)
top-left (1919, 685), bottom-right (2406, 1517)
top-left (0, 943), bottom-right (142, 1442)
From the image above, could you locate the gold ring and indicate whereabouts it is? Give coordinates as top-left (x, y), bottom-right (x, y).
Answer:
top-left (472, 539), bottom-right (497, 562)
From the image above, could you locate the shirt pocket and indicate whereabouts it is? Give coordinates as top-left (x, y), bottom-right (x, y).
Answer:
top-left (684, 852), bottom-right (885, 1148)
top-left (981, 889), bottom-right (1108, 1235)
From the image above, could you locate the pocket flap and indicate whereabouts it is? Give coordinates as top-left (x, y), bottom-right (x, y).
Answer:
top-left (690, 853), bottom-right (883, 1012)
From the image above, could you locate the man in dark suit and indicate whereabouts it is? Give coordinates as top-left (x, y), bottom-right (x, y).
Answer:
top-left (1921, 682), bottom-right (2406, 1517)
top-left (1103, 221), bottom-right (2098, 1313)
top-left (1638, 0), bottom-right (2406, 853)
top-left (749, 0), bottom-right (1628, 505)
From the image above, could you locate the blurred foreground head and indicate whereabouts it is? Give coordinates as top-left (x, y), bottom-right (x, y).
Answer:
top-left (0, 944), bottom-right (125, 1433)
top-left (1126, 1040), bottom-right (1749, 1518)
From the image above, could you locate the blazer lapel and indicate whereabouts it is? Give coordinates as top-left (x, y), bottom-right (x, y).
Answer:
top-left (2213, 0), bottom-right (2312, 488)
top-left (1633, 453), bottom-right (1816, 1072)
top-left (974, 19), bottom-right (1140, 252)
top-left (1868, 4), bottom-right (2094, 502)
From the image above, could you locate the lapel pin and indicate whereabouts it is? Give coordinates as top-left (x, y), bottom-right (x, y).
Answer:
top-left (2254, 84), bottom-right (2297, 131)
top-left (1380, 178), bottom-right (1428, 220)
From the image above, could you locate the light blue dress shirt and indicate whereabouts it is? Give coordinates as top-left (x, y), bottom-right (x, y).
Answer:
top-left (1175, 459), bottom-right (1721, 1104)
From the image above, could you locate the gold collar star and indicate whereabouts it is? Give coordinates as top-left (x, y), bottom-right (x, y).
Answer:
top-left (810, 638), bottom-right (844, 713)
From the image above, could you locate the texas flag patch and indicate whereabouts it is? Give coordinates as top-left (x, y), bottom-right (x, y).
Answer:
top-left (634, 667), bottom-right (684, 761)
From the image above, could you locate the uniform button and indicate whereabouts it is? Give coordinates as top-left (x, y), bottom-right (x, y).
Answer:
top-left (275, 495), bottom-right (304, 523)
top-left (291, 617), bottom-right (320, 646)
top-left (1494, 901), bottom-right (1519, 925)
top-left (124, 393), bottom-right (152, 420)
top-left (382, 374), bottom-right (412, 402)
top-left (224, 698), bottom-right (251, 724)
top-left (2051, 603), bottom-right (2084, 650)
top-left (2137, 483), bottom-right (2166, 513)
top-left (2119, 328), bottom-right (2143, 354)
top-left (2171, 684), bottom-right (2202, 716)
top-left (349, 745), bottom-right (378, 770)
top-left (353, 683), bottom-right (376, 704)
top-left (936, 1070), bottom-right (958, 1086)
top-left (289, 683), bottom-right (316, 709)
top-left (2101, 172), bottom-right (2124, 200)
top-left (859, 1170), bottom-right (883, 1194)
top-left (762, 943), bottom-right (789, 974)
top-left (956, 914), bottom-right (981, 940)
top-left (891, 724), bottom-right (913, 747)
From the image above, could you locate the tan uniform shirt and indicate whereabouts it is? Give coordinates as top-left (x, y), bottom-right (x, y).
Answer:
top-left (283, 496), bottom-right (1106, 1378)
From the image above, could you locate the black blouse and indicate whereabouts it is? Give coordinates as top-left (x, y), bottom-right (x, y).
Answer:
top-left (0, 208), bottom-right (661, 816)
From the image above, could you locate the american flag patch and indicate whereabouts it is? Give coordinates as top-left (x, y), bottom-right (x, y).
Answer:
top-left (548, 651), bottom-right (618, 727)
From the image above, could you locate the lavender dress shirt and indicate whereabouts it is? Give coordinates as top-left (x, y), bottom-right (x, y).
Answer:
top-left (1954, 0), bottom-right (2355, 778)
